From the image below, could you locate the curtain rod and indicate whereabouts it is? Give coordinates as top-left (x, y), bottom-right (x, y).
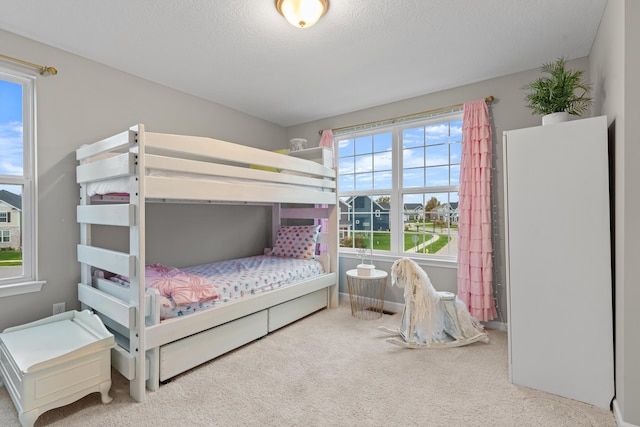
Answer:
top-left (320, 96), bottom-right (494, 135)
top-left (0, 53), bottom-right (58, 76)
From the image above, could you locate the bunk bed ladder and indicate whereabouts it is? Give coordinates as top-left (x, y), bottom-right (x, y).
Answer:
top-left (129, 124), bottom-right (150, 402)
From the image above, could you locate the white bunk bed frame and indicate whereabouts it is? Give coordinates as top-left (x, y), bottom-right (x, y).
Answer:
top-left (75, 124), bottom-right (338, 402)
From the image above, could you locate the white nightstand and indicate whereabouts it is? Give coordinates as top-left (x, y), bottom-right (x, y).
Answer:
top-left (0, 310), bottom-right (115, 427)
top-left (346, 269), bottom-right (388, 320)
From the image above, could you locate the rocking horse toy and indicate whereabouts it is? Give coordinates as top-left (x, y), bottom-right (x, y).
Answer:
top-left (380, 258), bottom-right (489, 348)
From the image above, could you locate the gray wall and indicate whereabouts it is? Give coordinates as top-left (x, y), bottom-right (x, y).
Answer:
top-left (287, 57), bottom-right (591, 324)
top-left (0, 29), bottom-right (288, 331)
top-left (590, 0), bottom-right (640, 424)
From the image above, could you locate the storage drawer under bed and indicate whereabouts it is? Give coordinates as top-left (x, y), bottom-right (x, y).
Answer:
top-left (268, 288), bottom-right (327, 332)
top-left (158, 288), bottom-right (329, 382)
top-left (159, 310), bottom-right (268, 381)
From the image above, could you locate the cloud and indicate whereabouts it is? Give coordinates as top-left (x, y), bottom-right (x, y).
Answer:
top-left (0, 121), bottom-right (23, 175)
top-left (0, 121), bottom-right (23, 136)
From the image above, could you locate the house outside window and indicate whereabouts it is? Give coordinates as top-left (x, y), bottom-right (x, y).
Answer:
top-left (337, 112), bottom-right (462, 261)
top-left (0, 65), bottom-right (41, 295)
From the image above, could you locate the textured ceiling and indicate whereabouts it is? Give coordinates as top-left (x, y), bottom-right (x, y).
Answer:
top-left (0, 0), bottom-right (607, 127)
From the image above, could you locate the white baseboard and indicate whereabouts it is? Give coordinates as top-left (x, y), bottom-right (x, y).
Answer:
top-left (382, 300), bottom-right (404, 314)
top-left (613, 399), bottom-right (640, 427)
top-left (338, 292), bottom-right (401, 314)
top-left (483, 319), bottom-right (508, 331)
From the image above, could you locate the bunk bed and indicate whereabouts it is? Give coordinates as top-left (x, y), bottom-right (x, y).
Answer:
top-left (75, 124), bottom-right (338, 402)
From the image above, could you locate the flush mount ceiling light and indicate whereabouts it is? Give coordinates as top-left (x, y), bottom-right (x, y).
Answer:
top-left (276, 0), bottom-right (328, 29)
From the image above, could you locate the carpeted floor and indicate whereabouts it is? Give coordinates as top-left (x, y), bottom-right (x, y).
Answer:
top-left (0, 302), bottom-right (617, 426)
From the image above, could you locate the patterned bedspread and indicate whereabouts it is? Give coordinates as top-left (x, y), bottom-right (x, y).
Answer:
top-left (160, 255), bottom-right (324, 319)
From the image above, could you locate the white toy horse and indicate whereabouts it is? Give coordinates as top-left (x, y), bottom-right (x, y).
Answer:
top-left (380, 258), bottom-right (489, 348)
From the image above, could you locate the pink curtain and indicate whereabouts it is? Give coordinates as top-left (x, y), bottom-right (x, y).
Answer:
top-left (457, 100), bottom-right (496, 322)
top-left (319, 129), bottom-right (335, 167)
top-left (315, 129), bottom-right (334, 254)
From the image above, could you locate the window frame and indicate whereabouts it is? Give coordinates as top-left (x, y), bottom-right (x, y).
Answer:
top-left (0, 65), bottom-right (44, 296)
top-left (337, 112), bottom-right (462, 267)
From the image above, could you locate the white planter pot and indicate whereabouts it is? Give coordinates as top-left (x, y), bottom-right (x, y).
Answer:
top-left (542, 111), bottom-right (569, 125)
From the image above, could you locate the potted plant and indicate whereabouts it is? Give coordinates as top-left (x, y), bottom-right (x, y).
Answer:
top-left (523, 57), bottom-right (593, 125)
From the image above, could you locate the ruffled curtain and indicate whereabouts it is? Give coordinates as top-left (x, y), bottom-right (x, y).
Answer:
top-left (319, 129), bottom-right (334, 167)
top-left (457, 100), bottom-right (496, 322)
top-left (315, 129), bottom-right (334, 254)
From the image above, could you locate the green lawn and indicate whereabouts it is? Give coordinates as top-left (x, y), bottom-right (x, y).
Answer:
top-left (349, 232), bottom-right (450, 254)
top-left (403, 233), bottom-right (432, 251)
top-left (371, 232), bottom-right (390, 250)
top-left (0, 251), bottom-right (22, 266)
top-left (422, 234), bottom-right (452, 254)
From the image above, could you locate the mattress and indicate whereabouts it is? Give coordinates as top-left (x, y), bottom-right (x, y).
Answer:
top-left (86, 169), bottom-right (319, 197)
top-left (159, 255), bottom-right (324, 319)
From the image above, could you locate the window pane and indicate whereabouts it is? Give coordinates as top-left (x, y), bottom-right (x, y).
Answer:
top-left (0, 80), bottom-right (23, 176)
top-left (373, 170), bottom-right (392, 190)
top-left (425, 144), bottom-right (449, 166)
top-left (403, 146), bottom-right (424, 168)
top-left (354, 173), bottom-right (373, 191)
top-left (339, 195), bottom-right (390, 252)
top-left (373, 148), bottom-right (392, 190)
top-left (355, 135), bottom-right (372, 155)
top-left (450, 142), bottom-right (462, 164)
top-left (426, 166), bottom-right (450, 186)
top-left (450, 164), bottom-right (460, 186)
top-left (0, 184), bottom-right (23, 278)
top-left (450, 120), bottom-right (463, 142)
top-left (338, 174), bottom-right (354, 192)
top-left (373, 132), bottom-right (392, 152)
top-left (338, 156), bottom-right (355, 175)
top-left (356, 213), bottom-right (372, 231)
top-left (403, 168), bottom-right (424, 188)
top-left (338, 138), bottom-right (354, 157)
top-left (425, 122), bottom-right (449, 145)
top-left (402, 192), bottom-right (458, 256)
top-left (355, 153), bottom-right (373, 173)
top-left (403, 127), bottom-right (424, 148)
top-left (372, 151), bottom-right (391, 172)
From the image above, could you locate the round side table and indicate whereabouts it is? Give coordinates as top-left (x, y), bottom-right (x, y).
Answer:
top-left (346, 269), bottom-right (388, 320)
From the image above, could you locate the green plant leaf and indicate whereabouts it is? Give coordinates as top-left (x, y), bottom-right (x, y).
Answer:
top-left (523, 57), bottom-right (592, 116)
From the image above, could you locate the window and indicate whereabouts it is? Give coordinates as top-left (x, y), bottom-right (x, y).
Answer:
top-left (338, 112), bottom-right (462, 262)
top-left (0, 65), bottom-right (42, 295)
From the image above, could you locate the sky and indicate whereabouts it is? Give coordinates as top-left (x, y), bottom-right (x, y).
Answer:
top-left (0, 79), bottom-right (23, 195)
top-left (337, 119), bottom-right (462, 201)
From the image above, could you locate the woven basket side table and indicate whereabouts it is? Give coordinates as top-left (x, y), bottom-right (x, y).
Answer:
top-left (346, 269), bottom-right (388, 320)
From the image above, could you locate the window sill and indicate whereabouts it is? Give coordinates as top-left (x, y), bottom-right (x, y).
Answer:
top-left (339, 251), bottom-right (458, 269)
top-left (0, 280), bottom-right (46, 298)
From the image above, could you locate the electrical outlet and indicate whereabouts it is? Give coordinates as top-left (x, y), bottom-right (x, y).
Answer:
top-left (53, 302), bottom-right (66, 315)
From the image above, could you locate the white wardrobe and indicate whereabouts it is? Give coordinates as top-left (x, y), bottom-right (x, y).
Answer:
top-left (503, 116), bottom-right (614, 409)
